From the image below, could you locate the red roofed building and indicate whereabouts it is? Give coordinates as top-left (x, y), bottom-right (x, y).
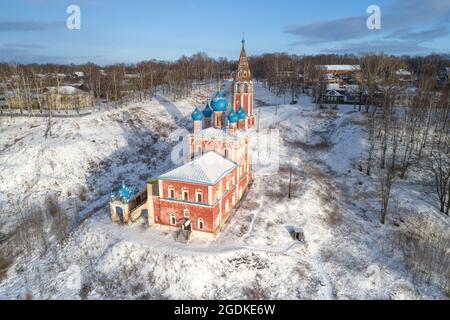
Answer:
top-left (110, 41), bottom-right (253, 241)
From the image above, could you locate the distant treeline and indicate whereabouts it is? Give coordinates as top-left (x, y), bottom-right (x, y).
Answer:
top-left (1, 52), bottom-right (448, 103)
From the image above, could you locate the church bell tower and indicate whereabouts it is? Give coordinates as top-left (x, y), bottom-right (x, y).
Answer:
top-left (233, 39), bottom-right (255, 127)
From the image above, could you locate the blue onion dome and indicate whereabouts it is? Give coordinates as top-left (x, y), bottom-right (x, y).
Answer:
top-left (203, 101), bottom-right (213, 118)
top-left (238, 106), bottom-right (247, 120)
top-left (228, 109), bottom-right (239, 123)
top-left (111, 181), bottom-right (137, 203)
top-left (191, 107), bottom-right (203, 121)
top-left (211, 90), bottom-right (228, 112)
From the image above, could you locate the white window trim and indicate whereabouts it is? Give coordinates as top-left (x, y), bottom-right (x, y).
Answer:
top-left (184, 208), bottom-right (190, 218)
top-left (198, 219), bottom-right (204, 230)
top-left (182, 188), bottom-right (189, 201)
top-left (168, 186), bottom-right (175, 199)
top-left (196, 190), bottom-right (203, 203)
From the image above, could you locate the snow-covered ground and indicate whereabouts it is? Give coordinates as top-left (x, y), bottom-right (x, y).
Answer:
top-left (0, 81), bottom-right (448, 300)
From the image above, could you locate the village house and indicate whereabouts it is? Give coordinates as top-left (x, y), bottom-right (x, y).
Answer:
top-left (4, 85), bottom-right (93, 111)
top-left (395, 69), bottom-right (413, 82)
top-left (322, 89), bottom-right (346, 104)
top-left (71, 71), bottom-right (85, 78)
top-left (110, 41), bottom-right (254, 241)
top-left (316, 64), bottom-right (362, 84)
top-left (321, 83), bottom-right (362, 105)
top-left (41, 85), bottom-right (93, 110)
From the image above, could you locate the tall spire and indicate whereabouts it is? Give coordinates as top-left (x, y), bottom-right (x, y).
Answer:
top-left (242, 32), bottom-right (245, 48)
top-left (236, 39), bottom-right (250, 80)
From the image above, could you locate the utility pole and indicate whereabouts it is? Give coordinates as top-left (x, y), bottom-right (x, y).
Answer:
top-left (288, 167), bottom-right (293, 199)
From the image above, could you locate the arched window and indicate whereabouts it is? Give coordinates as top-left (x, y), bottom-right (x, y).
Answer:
top-left (225, 199), bottom-right (230, 213)
top-left (168, 186), bottom-right (175, 199)
top-left (184, 208), bottom-right (190, 218)
top-left (224, 149), bottom-right (229, 159)
top-left (196, 191), bottom-right (203, 203)
top-left (182, 188), bottom-right (189, 201)
top-left (243, 83), bottom-right (248, 93)
top-left (206, 141), bottom-right (219, 152)
top-left (170, 215), bottom-right (176, 226)
top-left (236, 83), bottom-right (240, 93)
top-left (115, 207), bottom-right (124, 223)
top-left (198, 219), bottom-right (204, 230)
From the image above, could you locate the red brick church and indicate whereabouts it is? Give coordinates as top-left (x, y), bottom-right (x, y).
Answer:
top-left (110, 41), bottom-right (255, 240)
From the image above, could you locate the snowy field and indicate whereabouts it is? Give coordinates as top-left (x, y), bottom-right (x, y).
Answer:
top-left (0, 81), bottom-right (448, 299)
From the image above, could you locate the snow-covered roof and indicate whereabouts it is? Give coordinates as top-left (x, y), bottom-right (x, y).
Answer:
top-left (72, 71), bottom-right (85, 77)
top-left (327, 83), bottom-right (341, 91)
top-left (53, 73), bottom-right (67, 78)
top-left (445, 67), bottom-right (450, 73)
top-left (344, 84), bottom-right (360, 93)
top-left (159, 152), bottom-right (237, 185)
top-left (45, 86), bottom-right (86, 95)
top-left (324, 89), bottom-right (345, 97)
top-left (396, 69), bottom-right (412, 76)
top-left (191, 127), bottom-right (247, 140)
top-left (317, 65), bottom-right (361, 71)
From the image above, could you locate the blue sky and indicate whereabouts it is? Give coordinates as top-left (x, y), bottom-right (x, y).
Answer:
top-left (1, 0), bottom-right (450, 65)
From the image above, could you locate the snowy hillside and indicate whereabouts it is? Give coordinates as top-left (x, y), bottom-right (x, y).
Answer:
top-left (0, 81), bottom-right (448, 300)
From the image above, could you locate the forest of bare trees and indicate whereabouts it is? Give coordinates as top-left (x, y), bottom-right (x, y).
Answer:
top-left (351, 55), bottom-right (450, 225)
top-left (0, 53), bottom-right (236, 110)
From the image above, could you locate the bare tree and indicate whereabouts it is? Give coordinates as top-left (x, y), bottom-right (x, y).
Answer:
top-left (428, 148), bottom-right (450, 215)
top-left (379, 166), bottom-right (397, 224)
